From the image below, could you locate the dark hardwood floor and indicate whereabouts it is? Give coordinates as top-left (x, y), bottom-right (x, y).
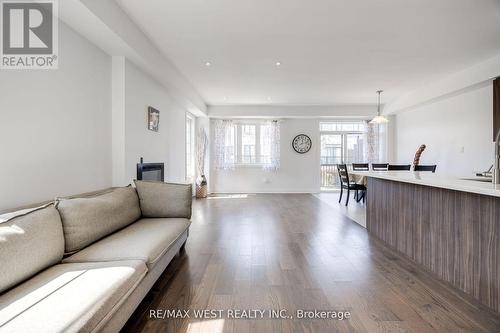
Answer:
top-left (122, 194), bottom-right (500, 333)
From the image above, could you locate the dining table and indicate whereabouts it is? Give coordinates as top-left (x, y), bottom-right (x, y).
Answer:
top-left (350, 173), bottom-right (368, 186)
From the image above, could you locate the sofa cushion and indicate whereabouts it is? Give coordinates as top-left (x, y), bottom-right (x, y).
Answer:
top-left (56, 187), bottom-right (142, 254)
top-left (0, 204), bottom-right (64, 294)
top-left (134, 180), bottom-right (192, 219)
top-left (0, 260), bottom-right (147, 333)
top-left (64, 218), bottom-right (191, 269)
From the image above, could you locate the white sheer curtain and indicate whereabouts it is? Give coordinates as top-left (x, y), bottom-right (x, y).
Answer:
top-left (261, 120), bottom-right (281, 171)
top-left (213, 119), bottom-right (235, 170)
top-left (365, 121), bottom-right (387, 163)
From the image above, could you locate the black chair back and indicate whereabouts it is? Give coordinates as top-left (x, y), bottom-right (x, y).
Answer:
top-left (414, 165), bottom-right (437, 173)
top-left (337, 164), bottom-right (350, 187)
top-left (372, 163), bottom-right (388, 171)
top-left (352, 163), bottom-right (369, 171)
top-left (388, 164), bottom-right (411, 171)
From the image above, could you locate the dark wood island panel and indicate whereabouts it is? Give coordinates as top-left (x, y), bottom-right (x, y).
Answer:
top-left (367, 177), bottom-right (499, 313)
top-left (494, 77), bottom-right (500, 140)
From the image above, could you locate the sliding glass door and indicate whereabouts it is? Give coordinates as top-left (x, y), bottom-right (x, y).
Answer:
top-left (320, 122), bottom-right (366, 190)
top-left (320, 134), bottom-right (343, 165)
top-left (345, 133), bottom-right (365, 163)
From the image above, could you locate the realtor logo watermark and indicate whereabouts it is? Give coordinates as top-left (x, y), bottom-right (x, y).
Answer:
top-left (1, 0), bottom-right (58, 69)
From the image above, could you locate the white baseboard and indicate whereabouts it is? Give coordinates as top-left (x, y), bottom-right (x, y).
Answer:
top-left (209, 190), bottom-right (320, 194)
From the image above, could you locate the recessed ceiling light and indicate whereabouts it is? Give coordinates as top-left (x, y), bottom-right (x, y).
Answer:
top-left (205, 61), bottom-right (212, 67)
top-left (275, 61), bottom-right (281, 67)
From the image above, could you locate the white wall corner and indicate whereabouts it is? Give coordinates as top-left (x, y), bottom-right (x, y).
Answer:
top-left (112, 56), bottom-right (126, 186)
top-left (60, 0), bottom-right (207, 117)
top-left (386, 115), bottom-right (397, 163)
top-left (384, 53), bottom-right (500, 115)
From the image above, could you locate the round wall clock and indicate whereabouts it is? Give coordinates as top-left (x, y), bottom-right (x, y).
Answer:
top-left (292, 134), bottom-right (312, 154)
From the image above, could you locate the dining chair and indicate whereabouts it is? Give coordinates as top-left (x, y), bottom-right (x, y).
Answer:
top-left (371, 163), bottom-right (389, 171)
top-left (414, 165), bottom-right (437, 172)
top-left (337, 164), bottom-right (366, 206)
top-left (352, 163), bottom-right (369, 171)
top-left (388, 164), bottom-right (411, 171)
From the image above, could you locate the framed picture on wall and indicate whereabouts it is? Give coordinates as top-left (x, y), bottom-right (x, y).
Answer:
top-left (148, 106), bottom-right (160, 132)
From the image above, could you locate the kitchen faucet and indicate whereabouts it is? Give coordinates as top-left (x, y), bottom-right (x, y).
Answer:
top-left (494, 130), bottom-right (500, 184)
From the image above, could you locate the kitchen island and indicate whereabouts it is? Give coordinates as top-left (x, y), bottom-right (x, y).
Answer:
top-left (351, 171), bottom-right (500, 314)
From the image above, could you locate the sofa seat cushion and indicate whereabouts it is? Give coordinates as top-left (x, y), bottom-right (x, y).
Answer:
top-left (0, 260), bottom-right (147, 333)
top-left (64, 218), bottom-right (191, 269)
top-left (0, 204), bottom-right (64, 294)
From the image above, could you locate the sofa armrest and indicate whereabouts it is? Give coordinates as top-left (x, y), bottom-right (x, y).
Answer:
top-left (134, 181), bottom-right (193, 219)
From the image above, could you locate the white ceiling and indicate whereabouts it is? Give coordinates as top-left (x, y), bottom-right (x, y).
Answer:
top-left (116, 0), bottom-right (500, 106)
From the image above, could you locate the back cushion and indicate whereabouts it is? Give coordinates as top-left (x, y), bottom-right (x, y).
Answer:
top-left (134, 180), bottom-right (192, 219)
top-left (56, 187), bottom-right (141, 253)
top-left (0, 204), bottom-right (64, 293)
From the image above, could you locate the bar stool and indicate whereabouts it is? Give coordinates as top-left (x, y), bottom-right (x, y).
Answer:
top-left (352, 163), bottom-right (369, 171)
top-left (372, 163), bottom-right (388, 171)
top-left (388, 164), bottom-right (411, 171)
top-left (414, 165), bottom-right (437, 172)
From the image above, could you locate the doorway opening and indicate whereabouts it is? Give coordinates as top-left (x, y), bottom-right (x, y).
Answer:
top-left (320, 121), bottom-right (366, 190)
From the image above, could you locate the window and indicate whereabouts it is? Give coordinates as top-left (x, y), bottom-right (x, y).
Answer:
top-left (319, 121), bottom-right (366, 165)
top-left (319, 122), bottom-right (366, 132)
top-left (235, 123), bottom-right (273, 165)
top-left (224, 124), bottom-right (235, 165)
top-left (186, 114), bottom-right (195, 181)
top-left (240, 125), bottom-right (256, 163)
top-left (213, 120), bottom-right (280, 169)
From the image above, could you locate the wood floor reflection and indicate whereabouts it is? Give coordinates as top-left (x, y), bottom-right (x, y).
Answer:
top-left (122, 194), bottom-right (500, 333)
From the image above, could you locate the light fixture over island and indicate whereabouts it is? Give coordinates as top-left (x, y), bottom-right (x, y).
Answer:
top-left (370, 90), bottom-right (389, 124)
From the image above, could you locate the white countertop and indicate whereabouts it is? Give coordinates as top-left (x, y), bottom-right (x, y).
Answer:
top-left (350, 171), bottom-right (500, 198)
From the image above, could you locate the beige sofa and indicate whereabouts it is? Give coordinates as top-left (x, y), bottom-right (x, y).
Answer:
top-left (0, 181), bottom-right (192, 333)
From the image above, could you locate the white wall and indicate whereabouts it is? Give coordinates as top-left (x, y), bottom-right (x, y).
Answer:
top-left (60, 0), bottom-right (207, 116)
top-left (208, 105), bottom-right (376, 119)
top-left (0, 21), bottom-right (193, 210)
top-left (0, 23), bottom-right (112, 210)
top-left (385, 54), bottom-right (500, 115)
top-left (122, 60), bottom-right (187, 184)
top-left (395, 82), bottom-right (494, 176)
top-left (208, 105), bottom-right (378, 193)
top-left (210, 119), bottom-right (321, 193)
top-left (112, 56), bottom-right (126, 186)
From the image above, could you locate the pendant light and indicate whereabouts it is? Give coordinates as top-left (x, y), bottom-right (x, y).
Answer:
top-left (370, 90), bottom-right (388, 124)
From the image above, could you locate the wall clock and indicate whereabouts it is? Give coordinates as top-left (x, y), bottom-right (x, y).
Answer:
top-left (292, 134), bottom-right (312, 154)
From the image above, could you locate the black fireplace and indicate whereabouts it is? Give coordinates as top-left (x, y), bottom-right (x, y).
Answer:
top-left (136, 158), bottom-right (164, 182)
